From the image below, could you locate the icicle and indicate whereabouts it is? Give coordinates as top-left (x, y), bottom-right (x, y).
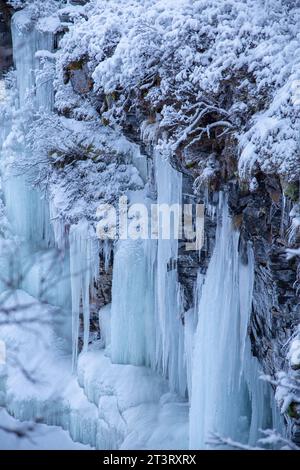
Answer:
top-left (3, 175), bottom-right (54, 248)
top-left (69, 220), bottom-right (99, 371)
top-left (1, 11), bottom-right (55, 249)
top-left (143, 238), bottom-right (157, 369)
top-left (155, 152), bottom-right (187, 396)
top-left (99, 304), bottom-right (111, 350)
top-left (101, 239), bottom-right (112, 273)
top-left (0, 10), bottom-right (77, 346)
top-left (189, 195), bottom-right (284, 449)
top-left (110, 239), bottom-right (149, 366)
top-left (11, 11), bottom-right (54, 110)
top-left (184, 273), bottom-right (203, 398)
top-left (49, 200), bottom-right (68, 251)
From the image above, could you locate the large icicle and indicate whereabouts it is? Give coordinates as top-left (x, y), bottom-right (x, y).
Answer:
top-left (109, 152), bottom-right (187, 394)
top-left (12, 11), bottom-right (54, 110)
top-left (69, 220), bottom-right (99, 370)
top-left (111, 239), bottom-right (149, 366)
top-left (189, 195), bottom-right (283, 448)
top-left (2, 11), bottom-right (54, 248)
top-left (109, 193), bottom-right (157, 368)
top-left (0, 10), bottom-right (75, 344)
top-left (155, 153), bottom-right (187, 396)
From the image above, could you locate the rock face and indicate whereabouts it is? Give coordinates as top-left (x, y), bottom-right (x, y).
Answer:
top-left (227, 177), bottom-right (300, 442)
top-left (0, 8), bottom-right (13, 77)
top-left (64, 59), bottom-right (93, 95)
top-left (226, 177), bottom-right (299, 374)
top-left (70, 0), bottom-right (89, 4)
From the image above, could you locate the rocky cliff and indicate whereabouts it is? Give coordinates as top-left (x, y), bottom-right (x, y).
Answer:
top-left (0, 3), bottom-right (13, 76)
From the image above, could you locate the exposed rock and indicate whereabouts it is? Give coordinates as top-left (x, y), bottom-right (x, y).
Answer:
top-left (70, 0), bottom-right (89, 5)
top-left (95, 253), bottom-right (113, 309)
top-left (64, 58), bottom-right (93, 95)
top-left (0, 9), bottom-right (13, 76)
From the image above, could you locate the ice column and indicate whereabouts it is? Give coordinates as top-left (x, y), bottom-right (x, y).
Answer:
top-left (155, 153), bottom-right (187, 396)
top-left (110, 239), bottom-right (149, 366)
top-left (109, 196), bottom-right (157, 367)
top-left (109, 151), bottom-right (187, 391)
top-left (12, 11), bottom-right (54, 110)
top-left (70, 220), bottom-right (99, 370)
top-left (4, 11), bottom-right (54, 248)
top-left (189, 196), bottom-right (283, 448)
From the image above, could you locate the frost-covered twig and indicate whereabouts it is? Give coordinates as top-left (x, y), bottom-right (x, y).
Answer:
top-left (0, 419), bottom-right (36, 442)
top-left (208, 432), bottom-right (264, 450)
top-left (286, 248), bottom-right (300, 260)
top-left (258, 429), bottom-right (299, 451)
top-left (209, 429), bottom-right (299, 450)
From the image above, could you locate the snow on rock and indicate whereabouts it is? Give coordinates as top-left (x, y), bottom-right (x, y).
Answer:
top-left (54, 0), bottom-right (300, 181)
top-left (45, 120), bottom-right (145, 230)
top-left (289, 338), bottom-right (300, 371)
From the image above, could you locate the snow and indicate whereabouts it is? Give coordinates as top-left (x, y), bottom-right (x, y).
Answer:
top-left (0, 288), bottom-right (189, 450)
top-left (0, 409), bottom-right (91, 450)
top-left (289, 339), bottom-right (300, 370)
top-left (78, 349), bottom-right (189, 450)
top-left (0, 290), bottom-right (99, 448)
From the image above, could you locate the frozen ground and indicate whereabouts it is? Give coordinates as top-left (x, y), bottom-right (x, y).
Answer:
top-left (0, 290), bottom-right (189, 450)
top-left (0, 409), bottom-right (91, 450)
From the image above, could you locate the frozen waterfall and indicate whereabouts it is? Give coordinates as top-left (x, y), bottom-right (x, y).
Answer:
top-left (0, 8), bottom-right (285, 451)
top-left (189, 196), bottom-right (283, 448)
top-left (109, 154), bottom-right (186, 396)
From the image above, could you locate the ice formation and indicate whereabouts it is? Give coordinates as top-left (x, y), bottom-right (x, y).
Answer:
top-left (189, 198), bottom-right (283, 448)
top-left (0, 4), bottom-right (287, 450)
top-left (69, 220), bottom-right (99, 370)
